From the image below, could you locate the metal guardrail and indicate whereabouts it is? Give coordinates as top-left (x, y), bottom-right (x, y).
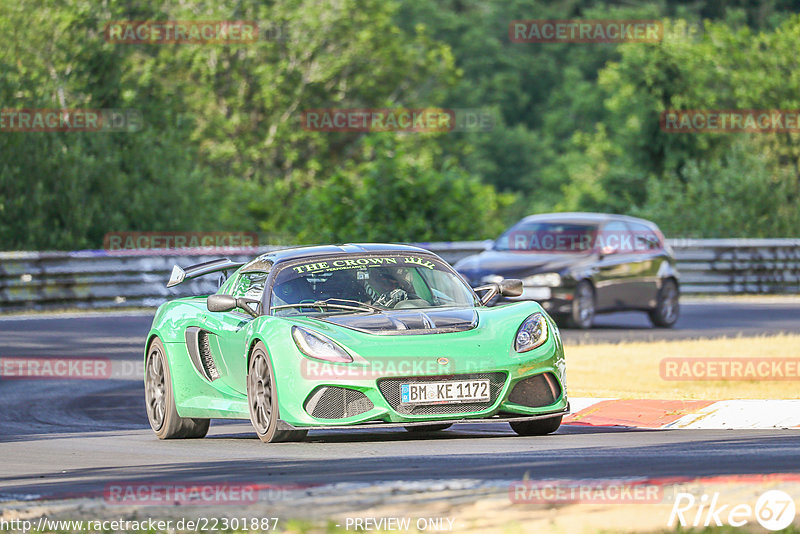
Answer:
top-left (666, 238), bottom-right (800, 294)
top-left (0, 239), bottom-right (798, 311)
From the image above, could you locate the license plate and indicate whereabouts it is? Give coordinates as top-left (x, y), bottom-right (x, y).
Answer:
top-left (400, 379), bottom-right (490, 405)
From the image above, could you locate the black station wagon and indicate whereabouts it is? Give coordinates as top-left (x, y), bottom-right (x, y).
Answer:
top-left (454, 212), bottom-right (680, 329)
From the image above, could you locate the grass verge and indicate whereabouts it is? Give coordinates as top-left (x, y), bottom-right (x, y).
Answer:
top-left (566, 333), bottom-right (800, 399)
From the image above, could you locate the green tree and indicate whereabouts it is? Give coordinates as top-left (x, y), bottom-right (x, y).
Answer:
top-left (296, 135), bottom-right (514, 243)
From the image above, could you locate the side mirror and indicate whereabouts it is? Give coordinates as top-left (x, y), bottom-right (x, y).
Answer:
top-left (498, 279), bottom-right (523, 297)
top-left (474, 278), bottom-right (524, 305)
top-left (207, 294), bottom-right (261, 318)
top-left (207, 294), bottom-right (237, 312)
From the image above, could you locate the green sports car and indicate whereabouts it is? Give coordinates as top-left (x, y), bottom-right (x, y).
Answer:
top-left (144, 244), bottom-right (569, 442)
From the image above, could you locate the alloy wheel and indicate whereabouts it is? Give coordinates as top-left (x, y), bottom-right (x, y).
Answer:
top-left (145, 347), bottom-right (166, 430)
top-left (248, 351), bottom-right (273, 434)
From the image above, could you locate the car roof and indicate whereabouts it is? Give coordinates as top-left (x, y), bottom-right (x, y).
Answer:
top-left (517, 212), bottom-right (660, 228)
top-left (245, 243), bottom-right (437, 268)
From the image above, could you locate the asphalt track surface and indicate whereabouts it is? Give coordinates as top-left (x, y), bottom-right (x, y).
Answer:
top-left (1, 300), bottom-right (799, 503)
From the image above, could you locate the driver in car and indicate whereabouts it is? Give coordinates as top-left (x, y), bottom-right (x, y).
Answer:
top-left (362, 267), bottom-right (415, 308)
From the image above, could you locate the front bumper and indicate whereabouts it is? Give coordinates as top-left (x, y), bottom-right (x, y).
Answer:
top-left (274, 319), bottom-right (568, 428)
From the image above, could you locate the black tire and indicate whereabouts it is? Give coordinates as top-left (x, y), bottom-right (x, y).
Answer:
top-left (145, 338), bottom-right (210, 439)
top-left (404, 424), bottom-right (453, 432)
top-left (247, 342), bottom-right (308, 443)
top-left (648, 279), bottom-right (680, 328)
top-left (567, 280), bottom-right (595, 329)
top-left (509, 416), bottom-right (562, 436)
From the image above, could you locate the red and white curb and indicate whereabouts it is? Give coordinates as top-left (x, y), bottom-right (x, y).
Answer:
top-left (566, 398), bottom-right (800, 430)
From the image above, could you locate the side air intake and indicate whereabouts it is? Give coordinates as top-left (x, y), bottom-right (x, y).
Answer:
top-left (185, 327), bottom-right (221, 381)
top-left (304, 387), bottom-right (374, 420)
top-left (507, 372), bottom-right (561, 408)
top-left (197, 330), bottom-right (220, 381)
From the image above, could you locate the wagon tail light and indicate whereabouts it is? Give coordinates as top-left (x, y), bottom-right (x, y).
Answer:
top-left (514, 313), bottom-right (549, 352)
top-left (291, 326), bottom-right (353, 363)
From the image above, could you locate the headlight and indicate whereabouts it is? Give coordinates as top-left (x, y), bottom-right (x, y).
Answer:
top-left (291, 326), bottom-right (353, 363)
top-left (514, 313), bottom-right (549, 352)
top-left (522, 273), bottom-right (561, 287)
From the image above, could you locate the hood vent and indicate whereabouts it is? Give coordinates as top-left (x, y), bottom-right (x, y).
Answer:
top-left (319, 308), bottom-right (478, 335)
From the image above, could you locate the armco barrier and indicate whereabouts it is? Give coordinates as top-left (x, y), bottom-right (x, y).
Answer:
top-left (670, 238), bottom-right (800, 294)
top-left (0, 239), bottom-right (798, 311)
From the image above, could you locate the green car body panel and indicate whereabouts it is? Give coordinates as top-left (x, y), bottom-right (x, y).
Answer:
top-left (144, 245), bottom-right (568, 429)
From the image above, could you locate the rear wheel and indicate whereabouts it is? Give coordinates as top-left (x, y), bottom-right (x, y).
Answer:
top-left (509, 416), bottom-right (562, 436)
top-left (404, 424), bottom-right (453, 432)
top-left (247, 342), bottom-right (308, 443)
top-left (145, 337), bottom-right (209, 439)
top-left (648, 279), bottom-right (679, 328)
top-left (567, 281), bottom-right (595, 329)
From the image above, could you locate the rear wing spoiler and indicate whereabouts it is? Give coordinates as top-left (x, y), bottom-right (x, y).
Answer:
top-left (166, 258), bottom-right (245, 288)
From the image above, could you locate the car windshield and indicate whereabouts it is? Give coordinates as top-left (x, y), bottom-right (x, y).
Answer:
top-left (270, 254), bottom-right (479, 316)
top-left (494, 221), bottom-right (598, 253)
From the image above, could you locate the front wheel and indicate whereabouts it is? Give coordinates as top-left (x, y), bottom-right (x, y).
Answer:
top-left (509, 416), bottom-right (562, 436)
top-left (247, 342), bottom-right (308, 443)
top-left (567, 281), bottom-right (595, 329)
top-left (145, 337), bottom-right (209, 439)
top-left (648, 279), bottom-right (679, 328)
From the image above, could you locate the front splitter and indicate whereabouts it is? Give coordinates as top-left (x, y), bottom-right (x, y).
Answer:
top-left (277, 404), bottom-right (570, 431)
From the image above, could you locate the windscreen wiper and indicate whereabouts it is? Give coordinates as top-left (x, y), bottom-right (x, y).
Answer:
top-left (317, 298), bottom-right (383, 312)
top-left (270, 299), bottom-right (381, 314)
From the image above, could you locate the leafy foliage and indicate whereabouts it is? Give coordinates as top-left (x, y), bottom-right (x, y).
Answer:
top-left (1, 0), bottom-right (799, 250)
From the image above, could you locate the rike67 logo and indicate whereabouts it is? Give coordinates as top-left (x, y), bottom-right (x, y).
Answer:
top-left (669, 490), bottom-right (796, 531)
